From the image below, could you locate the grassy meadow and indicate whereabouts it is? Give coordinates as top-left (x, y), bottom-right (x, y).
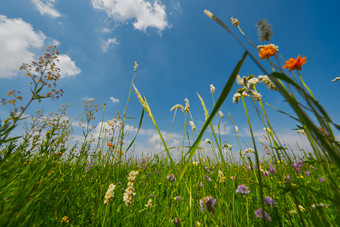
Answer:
top-left (0, 11), bottom-right (339, 226)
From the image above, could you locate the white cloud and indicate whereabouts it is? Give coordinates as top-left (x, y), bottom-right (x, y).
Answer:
top-left (0, 15), bottom-right (46, 78)
top-left (56, 54), bottom-right (81, 77)
top-left (83, 97), bottom-right (97, 101)
top-left (101, 38), bottom-right (119, 52)
top-left (91, 0), bottom-right (169, 32)
top-left (31, 0), bottom-right (61, 18)
top-left (109, 96), bottom-right (120, 103)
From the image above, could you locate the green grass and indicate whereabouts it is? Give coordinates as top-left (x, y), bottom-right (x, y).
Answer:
top-left (1, 11), bottom-right (339, 226)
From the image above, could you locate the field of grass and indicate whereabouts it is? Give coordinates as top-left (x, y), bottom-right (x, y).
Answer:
top-left (1, 11), bottom-right (339, 226)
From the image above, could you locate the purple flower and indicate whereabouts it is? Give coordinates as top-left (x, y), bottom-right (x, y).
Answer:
top-left (175, 196), bottom-right (182, 201)
top-left (85, 163), bottom-right (93, 172)
top-left (269, 166), bottom-right (275, 174)
top-left (264, 197), bottom-right (277, 207)
top-left (255, 208), bottom-right (271, 221)
top-left (284, 174), bottom-right (292, 182)
top-left (262, 171), bottom-right (270, 177)
top-left (305, 171), bottom-right (311, 176)
top-left (199, 182), bottom-right (203, 187)
top-left (118, 181), bottom-right (122, 185)
top-left (318, 178), bottom-right (324, 183)
top-left (205, 175), bottom-right (212, 181)
top-left (199, 196), bottom-right (217, 212)
top-left (166, 174), bottom-right (176, 182)
top-left (205, 167), bottom-right (210, 171)
top-left (174, 217), bottom-right (180, 225)
top-left (236, 185), bottom-right (250, 194)
top-left (154, 170), bottom-right (159, 174)
top-left (150, 194), bottom-right (153, 197)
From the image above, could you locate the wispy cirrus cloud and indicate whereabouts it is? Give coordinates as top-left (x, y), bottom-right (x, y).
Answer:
top-left (109, 96), bottom-right (120, 103)
top-left (91, 0), bottom-right (169, 32)
top-left (101, 38), bottom-right (119, 52)
top-left (31, 0), bottom-right (61, 18)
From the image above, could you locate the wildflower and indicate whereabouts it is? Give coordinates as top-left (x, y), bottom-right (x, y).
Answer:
top-left (263, 127), bottom-right (271, 133)
top-left (231, 17), bottom-right (240, 26)
top-left (199, 182), bottom-right (203, 187)
top-left (256, 19), bottom-right (273, 42)
top-left (173, 217), bottom-right (180, 225)
top-left (199, 196), bottom-right (217, 212)
top-left (166, 174), bottom-right (176, 182)
top-left (61, 216), bottom-right (70, 223)
top-left (318, 178), bottom-right (324, 183)
top-left (189, 121), bottom-right (196, 131)
top-left (283, 55), bottom-right (307, 71)
top-left (145, 199), bottom-right (152, 208)
top-left (192, 161), bottom-right (198, 166)
top-left (235, 126), bottom-right (239, 133)
top-left (154, 170), bottom-right (159, 174)
top-left (236, 184), bottom-right (250, 194)
top-left (248, 77), bottom-right (260, 88)
top-left (205, 138), bottom-right (212, 144)
top-left (264, 197), bottom-right (277, 206)
top-left (242, 148), bottom-right (255, 156)
top-left (107, 142), bottom-right (113, 147)
top-left (297, 129), bottom-right (305, 135)
top-left (311, 203), bottom-right (330, 209)
top-left (236, 75), bottom-right (246, 86)
top-left (104, 183), bottom-right (116, 204)
top-left (298, 205), bottom-right (306, 212)
top-left (305, 171), bottom-right (311, 176)
top-left (170, 104), bottom-right (185, 112)
top-left (258, 75), bottom-right (277, 90)
top-left (269, 166), bottom-right (275, 174)
top-left (257, 44), bottom-right (279, 59)
top-left (232, 93), bottom-right (241, 103)
top-left (123, 170), bottom-right (139, 207)
top-left (218, 110), bottom-right (224, 118)
top-left (255, 208), bottom-right (271, 221)
top-left (250, 90), bottom-right (262, 101)
top-left (230, 176), bottom-right (236, 181)
top-left (222, 144), bottom-right (232, 150)
top-left (205, 175), bottom-right (212, 181)
top-left (174, 196), bottom-right (182, 201)
top-left (210, 84), bottom-right (215, 94)
top-left (85, 163), bottom-right (93, 172)
top-left (56, 151), bottom-right (63, 157)
top-left (184, 98), bottom-right (190, 113)
top-left (134, 61), bottom-right (138, 72)
top-left (284, 174), bottom-right (292, 182)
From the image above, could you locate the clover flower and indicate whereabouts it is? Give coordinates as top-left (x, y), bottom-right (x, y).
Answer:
top-left (257, 44), bottom-right (278, 59)
top-left (283, 55), bottom-right (307, 71)
top-left (236, 184), bottom-right (250, 194)
top-left (199, 196), bottom-right (217, 212)
top-left (255, 208), bottom-right (271, 221)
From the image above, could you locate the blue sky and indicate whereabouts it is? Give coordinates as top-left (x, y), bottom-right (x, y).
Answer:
top-left (1, 0), bottom-right (339, 158)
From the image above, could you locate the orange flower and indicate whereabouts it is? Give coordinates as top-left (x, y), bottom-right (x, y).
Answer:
top-left (258, 44), bottom-right (278, 59)
top-left (107, 142), bottom-right (113, 147)
top-left (121, 152), bottom-right (123, 155)
top-left (283, 55), bottom-right (307, 71)
top-left (116, 150), bottom-right (120, 153)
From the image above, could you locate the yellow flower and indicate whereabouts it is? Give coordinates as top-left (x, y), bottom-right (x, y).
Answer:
top-left (61, 216), bottom-right (70, 223)
top-left (192, 161), bottom-right (198, 166)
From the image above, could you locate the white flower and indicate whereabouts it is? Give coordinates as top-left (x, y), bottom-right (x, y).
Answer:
top-left (145, 199), bottom-right (152, 208)
top-left (218, 111), bottom-right (224, 118)
top-left (233, 93), bottom-right (241, 104)
top-left (189, 121), bottom-right (196, 131)
top-left (104, 183), bottom-right (116, 204)
top-left (297, 129), bottom-right (305, 135)
top-left (210, 84), bottom-right (215, 94)
top-left (205, 138), bottom-right (212, 144)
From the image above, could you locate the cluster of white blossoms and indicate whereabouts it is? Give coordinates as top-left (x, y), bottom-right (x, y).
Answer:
top-left (218, 170), bottom-right (226, 183)
top-left (242, 148), bottom-right (255, 156)
top-left (205, 138), bottom-right (212, 144)
top-left (123, 170), bottom-right (139, 207)
top-left (233, 74), bottom-right (277, 104)
top-left (104, 183), bottom-right (116, 204)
